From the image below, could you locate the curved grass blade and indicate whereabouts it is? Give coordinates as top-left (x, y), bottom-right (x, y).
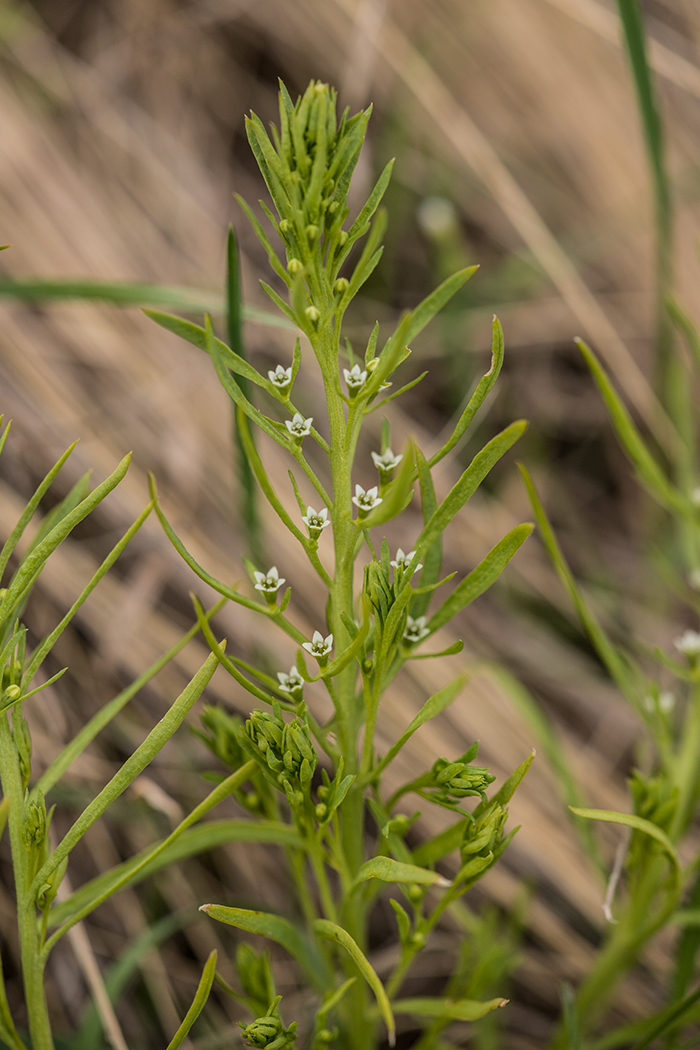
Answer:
top-left (165, 949), bottom-right (218, 1050)
top-left (314, 919), bottom-right (395, 1047)
top-left (354, 857), bottom-right (450, 888)
top-left (570, 807), bottom-right (681, 893)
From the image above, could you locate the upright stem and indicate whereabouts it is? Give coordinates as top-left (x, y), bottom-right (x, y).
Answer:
top-left (0, 713), bottom-right (54, 1050)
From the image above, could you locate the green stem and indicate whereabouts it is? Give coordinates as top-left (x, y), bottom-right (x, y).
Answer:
top-left (0, 714), bottom-right (54, 1050)
top-left (670, 683), bottom-right (700, 841)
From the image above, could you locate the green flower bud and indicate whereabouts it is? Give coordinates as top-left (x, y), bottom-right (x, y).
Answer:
top-left (334, 278), bottom-right (349, 295)
top-left (338, 231), bottom-right (348, 246)
top-left (1, 684), bottom-right (21, 710)
top-left (279, 219), bottom-right (290, 234)
top-left (23, 791), bottom-right (47, 852)
top-left (305, 224), bottom-right (318, 242)
top-left (315, 802), bottom-right (328, 820)
top-left (305, 306), bottom-right (320, 325)
top-left (288, 257), bottom-right (303, 275)
top-left (461, 803), bottom-right (508, 863)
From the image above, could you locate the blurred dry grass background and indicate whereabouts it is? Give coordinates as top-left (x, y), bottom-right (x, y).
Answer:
top-left (1, 0), bottom-right (700, 1046)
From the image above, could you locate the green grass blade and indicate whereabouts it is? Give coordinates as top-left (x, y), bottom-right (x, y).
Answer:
top-left (165, 950), bottom-right (218, 1050)
top-left (314, 919), bottom-right (395, 1046)
top-left (0, 277), bottom-right (294, 328)
top-left (427, 523), bottom-right (533, 634)
top-left (577, 339), bottom-right (686, 514)
top-left (23, 504), bottom-right (152, 688)
top-left (33, 650), bottom-right (221, 898)
top-left (33, 603), bottom-right (223, 799)
top-left (0, 441), bottom-right (77, 581)
top-left (519, 461), bottom-right (644, 703)
top-left (49, 818), bottom-right (302, 928)
top-left (0, 454), bottom-right (130, 625)
top-left (570, 807), bottom-right (681, 891)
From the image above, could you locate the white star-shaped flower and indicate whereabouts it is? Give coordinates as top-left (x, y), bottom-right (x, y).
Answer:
top-left (268, 364), bottom-right (292, 390)
top-left (253, 566), bottom-right (286, 594)
top-left (352, 485), bottom-right (382, 515)
top-left (675, 629), bottom-right (700, 656)
top-left (391, 548), bottom-right (423, 573)
top-left (277, 666), bottom-right (304, 694)
top-left (285, 413), bottom-right (313, 439)
top-left (302, 506), bottom-right (331, 537)
top-left (372, 447), bottom-right (403, 473)
top-left (302, 631), bottom-right (333, 661)
top-left (403, 615), bottom-right (429, 644)
top-left (343, 363), bottom-right (368, 393)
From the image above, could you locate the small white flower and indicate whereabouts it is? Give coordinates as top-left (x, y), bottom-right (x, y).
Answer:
top-left (343, 363), bottom-right (368, 393)
top-left (391, 548), bottom-right (423, 573)
top-left (302, 631), bottom-right (333, 661)
top-left (253, 566), bottom-right (286, 594)
top-left (372, 447), bottom-right (403, 473)
top-left (403, 615), bottom-right (429, 644)
top-left (690, 569), bottom-right (700, 591)
top-left (691, 486), bottom-right (700, 507)
top-left (277, 666), bottom-right (304, 694)
top-left (302, 506), bottom-right (331, 537)
top-left (659, 691), bottom-right (676, 714)
top-left (268, 364), bottom-right (292, 390)
top-left (352, 485), bottom-right (382, 515)
top-left (285, 413), bottom-right (313, 439)
top-left (675, 629), bottom-right (700, 656)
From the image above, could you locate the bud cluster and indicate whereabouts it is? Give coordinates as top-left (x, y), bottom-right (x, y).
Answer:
top-left (461, 803), bottom-right (508, 865)
top-left (239, 1011), bottom-right (298, 1049)
top-left (428, 752), bottom-right (496, 806)
top-left (244, 710), bottom-right (318, 806)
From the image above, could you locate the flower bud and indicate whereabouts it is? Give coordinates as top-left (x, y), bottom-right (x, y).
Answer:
top-left (305, 224), bottom-right (318, 242)
top-left (305, 306), bottom-right (320, 325)
top-left (288, 257), bottom-right (303, 275)
top-left (334, 277), bottom-right (349, 295)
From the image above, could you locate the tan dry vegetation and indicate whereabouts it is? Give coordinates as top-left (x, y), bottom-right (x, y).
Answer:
top-left (1, 0), bottom-right (700, 1045)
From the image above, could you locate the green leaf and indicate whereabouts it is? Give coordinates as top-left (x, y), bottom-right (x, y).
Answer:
top-left (314, 919), bottom-right (395, 1047)
top-left (429, 315), bottom-right (505, 467)
top-left (235, 195), bottom-right (290, 287)
top-left (0, 441), bottom-right (77, 581)
top-left (519, 461), bottom-right (643, 703)
top-left (417, 421), bottom-right (527, 556)
top-left (355, 856), bottom-right (450, 888)
top-left (569, 807), bottom-right (681, 884)
top-left (203, 906), bottom-right (324, 989)
top-left (34, 605), bottom-right (223, 800)
top-left (144, 309), bottom-right (267, 389)
top-left (23, 504), bottom-right (152, 689)
top-left (427, 523), bottom-right (533, 633)
top-left (370, 677), bottom-right (466, 781)
top-left (165, 950), bottom-right (217, 1050)
top-left (577, 339), bottom-right (686, 515)
top-left (49, 819), bottom-right (301, 927)
top-left (392, 996), bottom-right (507, 1021)
top-left (33, 650), bottom-right (221, 898)
top-left (0, 278), bottom-right (294, 328)
top-left (346, 159), bottom-right (394, 242)
top-left (0, 454), bottom-right (131, 625)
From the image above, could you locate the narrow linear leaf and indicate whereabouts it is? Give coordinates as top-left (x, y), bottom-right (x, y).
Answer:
top-left (0, 454), bottom-right (131, 624)
top-left (417, 421), bottom-right (526, 555)
top-left (314, 919), bottom-right (395, 1047)
top-left (355, 857), bottom-right (450, 888)
top-left (427, 523), bottom-right (533, 634)
top-left (0, 441), bottom-right (77, 580)
top-left (429, 315), bottom-right (505, 467)
top-left (371, 677), bottom-right (466, 780)
top-left (165, 950), bottom-right (217, 1050)
top-left (392, 997), bottom-right (507, 1021)
top-left (202, 906), bottom-right (323, 989)
top-left (577, 339), bottom-right (685, 514)
top-left (346, 159), bottom-right (394, 241)
top-left (519, 462), bottom-right (642, 700)
top-left (569, 807), bottom-right (681, 883)
top-left (50, 819), bottom-right (301, 928)
top-left (33, 651), bottom-right (221, 896)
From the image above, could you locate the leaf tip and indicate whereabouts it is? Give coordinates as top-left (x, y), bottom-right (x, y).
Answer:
top-left (199, 904), bottom-right (212, 913)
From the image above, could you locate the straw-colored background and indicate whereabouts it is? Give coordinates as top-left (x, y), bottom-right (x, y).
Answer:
top-left (1, 0), bottom-right (700, 1045)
